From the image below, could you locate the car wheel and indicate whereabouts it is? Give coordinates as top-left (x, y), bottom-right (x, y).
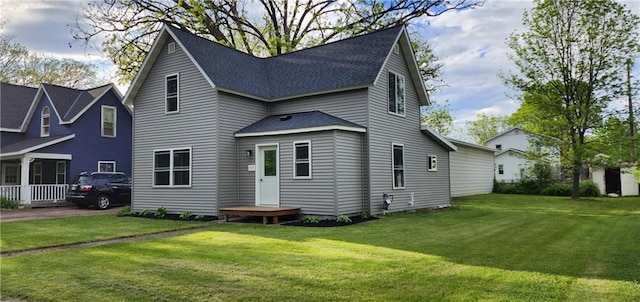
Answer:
top-left (95, 195), bottom-right (111, 210)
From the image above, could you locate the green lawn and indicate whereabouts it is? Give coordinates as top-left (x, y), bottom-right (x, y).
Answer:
top-left (0, 215), bottom-right (210, 252)
top-left (1, 194), bottom-right (639, 301)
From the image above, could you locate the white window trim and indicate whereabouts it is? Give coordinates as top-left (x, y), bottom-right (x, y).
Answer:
top-left (41, 106), bottom-right (50, 137)
top-left (293, 140), bottom-right (312, 179)
top-left (33, 162), bottom-right (42, 184)
top-left (392, 143), bottom-right (405, 189)
top-left (165, 73), bottom-right (180, 114)
top-left (394, 43), bottom-right (400, 54)
top-left (168, 42), bottom-right (176, 54)
top-left (498, 164), bottom-right (504, 175)
top-left (56, 161), bottom-right (67, 184)
top-left (101, 105), bottom-right (117, 138)
top-left (98, 161), bottom-right (116, 173)
top-left (387, 72), bottom-right (406, 117)
top-left (152, 147), bottom-right (192, 188)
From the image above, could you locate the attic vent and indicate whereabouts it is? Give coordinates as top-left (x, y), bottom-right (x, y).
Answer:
top-left (168, 42), bottom-right (176, 54)
top-left (280, 115), bottom-right (292, 121)
top-left (394, 43), bottom-right (400, 54)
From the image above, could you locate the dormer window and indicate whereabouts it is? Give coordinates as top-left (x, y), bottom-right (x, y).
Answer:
top-left (41, 106), bottom-right (50, 137)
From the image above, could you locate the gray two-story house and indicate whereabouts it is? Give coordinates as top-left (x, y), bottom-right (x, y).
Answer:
top-left (124, 23), bottom-right (456, 217)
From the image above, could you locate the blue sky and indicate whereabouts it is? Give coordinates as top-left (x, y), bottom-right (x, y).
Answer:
top-left (1, 0), bottom-right (638, 141)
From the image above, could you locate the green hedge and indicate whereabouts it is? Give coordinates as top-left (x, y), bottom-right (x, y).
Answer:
top-left (494, 180), bottom-right (600, 197)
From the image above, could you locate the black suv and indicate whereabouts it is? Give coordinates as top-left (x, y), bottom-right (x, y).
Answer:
top-left (66, 172), bottom-right (132, 209)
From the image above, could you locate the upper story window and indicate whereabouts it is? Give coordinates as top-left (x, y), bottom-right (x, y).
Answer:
top-left (428, 155), bottom-right (437, 172)
top-left (154, 148), bottom-right (191, 187)
top-left (101, 106), bottom-right (116, 137)
top-left (165, 74), bottom-right (179, 113)
top-left (293, 141), bottom-right (311, 179)
top-left (392, 144), bottom-right (405, 189)
top-left (388, 72), bottom-right (405, 116)
top-left (41, 106), bottom-right (50, 137)
top-left (496, 144), bottom-right (502, 150)
top-left (168, 42), bottom-right (176, 54)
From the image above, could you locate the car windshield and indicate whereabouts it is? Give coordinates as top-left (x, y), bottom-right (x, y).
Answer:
top-left (72, 175), bottom-right (92, 185)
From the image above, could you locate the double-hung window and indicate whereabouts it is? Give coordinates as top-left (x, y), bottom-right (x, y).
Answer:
top-left (101, 106), bottom-right (116, 137)
top-left (165, 74), bottom-right (179, 113)
top-left (41, 107), bottom-right (50, 137)
top-left (293, 141), bottom-right (311, 179)
top-left (56, 161), bottom-right (67, 184)
top-left (498, 164), bottom-right (504, 175)
top-left (388, 72), bottom-right (405, 116)
top-left (154, 148), bottom-right (191, 187)
top-left (392, 144), bottom-right (404, 189)
top-left (32, 162), bottom-right (42, 184)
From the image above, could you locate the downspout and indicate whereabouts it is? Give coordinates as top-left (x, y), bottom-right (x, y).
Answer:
top-left (361, 132), bottom-right (366, 213)
top-left (236, 138), bottom-right (240, 206)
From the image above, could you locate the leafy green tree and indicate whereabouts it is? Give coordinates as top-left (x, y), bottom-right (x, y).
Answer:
top-left (72, 0), bottom-right (483, 83)
top-left (466, 113), bottom-right (512, 145)
top-left (1, 29), bottom-right (103, 89)
top-left (591, 117), bottom-right (639, 165)
top-left (505, 0), bottom-right (640, 199)
top-left (421, 101), bottom-right (453, 135)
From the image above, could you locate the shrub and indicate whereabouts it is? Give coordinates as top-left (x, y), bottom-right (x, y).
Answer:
top-left (194, 214), bottom-right (205, 220)
top-left (541, 183), bottom-right (572, 196)
top-left (336, 215), bottom-right (352, 223)
top-left (116, 206), bottom-right (132, 217)
top-left (579, 180), bottom-right (600, 197)
top-left (155, 207), bottom-right (167, 218)
top-left (357, 211), bottom-right (371, 219)
top-left (302, 215), bottom-right (319, 224)
top-left (1, 196), bottom-right (19, 209)
top-left (139, 209), bottom-right (150, 216)
top-left (179, 211), bottom-right (192, 220)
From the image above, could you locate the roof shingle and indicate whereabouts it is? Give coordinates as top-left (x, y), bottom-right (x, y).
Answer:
top-left (236, 111), bottom-right (366, 135)
top-left (1, 83), bottom-right (38, 129)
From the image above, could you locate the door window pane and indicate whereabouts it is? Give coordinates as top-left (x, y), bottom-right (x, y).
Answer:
top-left (263, 149), bottom-right (276, 176)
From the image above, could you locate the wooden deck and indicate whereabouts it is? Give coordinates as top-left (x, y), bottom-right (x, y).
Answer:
top-left (218, 206), bottom-right (301, 225)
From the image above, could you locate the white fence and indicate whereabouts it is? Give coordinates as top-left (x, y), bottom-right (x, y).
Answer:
top-left (0, 184), bottom-right (67, 203)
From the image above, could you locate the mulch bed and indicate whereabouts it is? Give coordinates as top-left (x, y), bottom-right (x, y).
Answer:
top-left (283, 216), bottom-right (378, 227)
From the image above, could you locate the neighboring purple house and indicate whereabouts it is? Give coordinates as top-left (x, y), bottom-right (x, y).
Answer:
top-left (0, 82), bottom-right (132, 205)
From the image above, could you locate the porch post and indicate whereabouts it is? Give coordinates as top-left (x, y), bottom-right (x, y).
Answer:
top-left (20, 156), bottom-right (31, 205)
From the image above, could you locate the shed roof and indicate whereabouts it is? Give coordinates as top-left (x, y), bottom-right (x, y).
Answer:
top-left (235, 111), bottom-right (366, 137)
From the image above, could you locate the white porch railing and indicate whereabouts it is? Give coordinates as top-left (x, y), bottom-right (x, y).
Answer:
top-left (0, 185), bottom-right (21, 201)
top-left (31, 184), bottom-right (68, 202)
top-left (0, 184), bottom-right (68, 204)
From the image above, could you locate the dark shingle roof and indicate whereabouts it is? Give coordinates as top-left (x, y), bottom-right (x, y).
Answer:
top-left (43, 83), bottom-right (113, 122)
top-left (236, 111), bottom-right (366, 135)
top-left (0, 134), bottom-right (74, 154)
top-left (1, 83), bottom-right (38, 129)
top-left (169, 25), bottom-right (403, 100)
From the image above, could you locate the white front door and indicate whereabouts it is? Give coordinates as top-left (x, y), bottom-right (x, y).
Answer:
top-left (256, 144), bottom-right (279, 206)
top-left (1, 163), bottom-right (20, 185)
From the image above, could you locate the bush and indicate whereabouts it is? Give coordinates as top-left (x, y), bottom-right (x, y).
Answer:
top-left (357, 211), bottom-right (371, 219)
top-left (302, 215), bottom-right (319, 224)
top-left (579, 180), bottom-right (600, 197)
top-left (1, 196), bottom-right (19, 209)
top-left (116, 206), bottom-right (132, 217)
top-left (336, 215), bottom-right (352, 223)
top-left (155, 207), bottom-right (167, 218)
top-left (179, 211), bottom-right (192, 220)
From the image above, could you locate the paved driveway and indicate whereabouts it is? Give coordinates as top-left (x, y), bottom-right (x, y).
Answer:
top-left (1, 205), bottom-right (122, 221)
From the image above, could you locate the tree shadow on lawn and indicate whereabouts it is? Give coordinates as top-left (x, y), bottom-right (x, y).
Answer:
top-left (214, 206), bottom-right (640, 283)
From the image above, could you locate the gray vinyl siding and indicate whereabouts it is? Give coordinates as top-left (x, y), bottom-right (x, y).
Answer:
top-left (336, 131), bottom-right (365, 215)
top-left (237, 130), bottom-right (364, 216)
top-left (132, 37), bottom-right (218, 216)
top-left (216, 91), bottom-right (268, 208)
top-left (450, 145), bottom-right (495, 197)
top-left (367, 42), bottom-right (451, 214)
top-left (269, 89), bottom-right (369, 126)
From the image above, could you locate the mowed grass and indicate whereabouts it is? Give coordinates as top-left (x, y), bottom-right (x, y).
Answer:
top-left (1, 194), bottom-right (639, 301)
top-left (0, 215), bottom-right (209, 252)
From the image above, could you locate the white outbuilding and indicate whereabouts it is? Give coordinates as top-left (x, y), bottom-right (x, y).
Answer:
top-left (449, 138), bottom-right (497, 197)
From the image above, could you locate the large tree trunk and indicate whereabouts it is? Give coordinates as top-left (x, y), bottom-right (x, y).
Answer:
top-left (571, 166), bottom-right (580, 200)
